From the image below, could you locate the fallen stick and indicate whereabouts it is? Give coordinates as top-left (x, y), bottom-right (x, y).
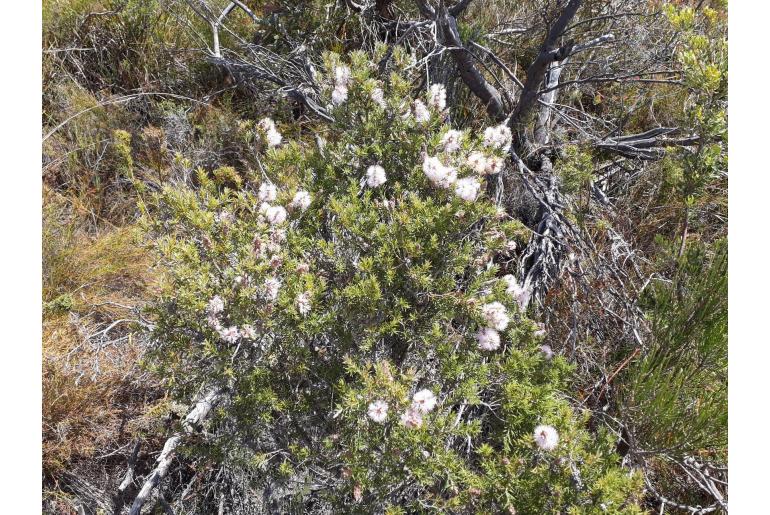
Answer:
top-left (128, 387), bottom-right (224, 515)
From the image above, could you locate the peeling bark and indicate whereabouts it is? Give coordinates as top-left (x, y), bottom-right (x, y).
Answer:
top-left (509, 0), bottom-right (583, 134)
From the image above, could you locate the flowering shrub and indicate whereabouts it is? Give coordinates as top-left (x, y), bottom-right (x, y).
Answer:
top-left (142, 48), bottom-right (641, 513)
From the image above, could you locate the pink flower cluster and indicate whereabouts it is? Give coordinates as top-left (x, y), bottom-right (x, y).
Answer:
top-left (331, 65), bottom-right (351, 106)
top-left (367, 389), bottom-right (439, 429)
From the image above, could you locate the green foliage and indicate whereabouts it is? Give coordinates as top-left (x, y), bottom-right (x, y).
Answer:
top-left (143, 51), bottom-right (641, 512)
top-left (620, 240), bottom-right (727, 457)
top-left (662, 3), bottom-right (727, 241)
top-left (212, 165), bottom-right (244, 189)
top-left (557, 145), bottom-right (594, 194)
top-left (43, 0), bottom-right (205, 93)
top-left (44, 293), bottom-right (74, 315)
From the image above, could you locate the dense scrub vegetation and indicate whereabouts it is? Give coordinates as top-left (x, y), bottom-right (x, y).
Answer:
top-left (42, 1), bottom-right (726, 513)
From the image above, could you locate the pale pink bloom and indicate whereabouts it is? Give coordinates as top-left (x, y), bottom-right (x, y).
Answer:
top-left (412, 389), bottom-right (437, 413)
top-left (503, 275), bottom-right (529, 309)
top-left (258, 117), bottom-right (276, 132)
top-left (467, 151), bottom-right (488, 174)
top-left (334, 65), bottom-right (351, 87)
top-left (485, 155), bottom-right (505, 175)
top-left (240, 325), bottom-right (257, 339)
top-left (296, 292), bottom-right (312, 316)
top-left (269, 255), bottom-right (282, 269)
top-left (207, 313), bottom-right (222, 331)
top-left (353, 484), bottom-right (363, 503)
top-left (265, 128), bottom-right (282, 147)
top-left (207, 295), bottom-right (225, 315)
top-left (422, 155), bottom-right (456, 189)
top-left (441, 129), bottom-right (463, 153)
top-left (505, 240), bottom-right (518, 252)
top-left (533, 323), bottom-right (547, 338)
top-left (413, 99), bottom-right (430, 124)
top-left (422, 155), bottom-right (442, 179)
top-left (267, 241), bottom-right (281, 255)
top-left (259, 202), bottom-right (272, 215)
top-left (533, 424), bottom-right (559, 451)
top-left (264, 277), bottom-right (281, 301)
top-left (270, 229), bottom-right (287, 244)
top-left (502, 274), bottom-right (517, 294)
top-left (365, 165), bottom-right (387, 187)
top-left (266, 205), bottom-right (288, 225)
top-left (483, 124), bottom-right (513, 150)
top-left (481, 301), bottom-right (510, 331)
top-left (219, 326), bottom-right (240, 344)
top-left (259, 118), bottom-right (282, 147)
top-left (454, 177), bottom-right (481, 202)
top-left (514, 286), bottom-right (530, 310)
top-left (428, 83), bottom-right (447, 111)
top-left (477, 327), bottom-right (501, 351)
top-left (290, 190), bottom-right (312, 211)
top-left (400, 407), bottom-right (423, 429)
top-left (440, 166), bottom-right (458, 188)
top-left (539, 344), bottom-right (554, 360)
top-left (367, 400), bottom-right (389, 423)
top-left (331, 85), bottom-right (349, 105)
top-left (258, 182), bottom-right (278, 202)
top-left (371, 87), bottom-right (386, 108)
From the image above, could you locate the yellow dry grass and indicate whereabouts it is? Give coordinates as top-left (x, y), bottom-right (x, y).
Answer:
top-left (42, 187), bottom-right (164, 477)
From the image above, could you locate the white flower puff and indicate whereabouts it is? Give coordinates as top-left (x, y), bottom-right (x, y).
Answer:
top-left (476, 327), bottom-right (501, 351)
top-left (258, 118), bottom-right (282, 147)
top-left (263, 277), bottom-right (281, 301)
top-left (265, 205), bottom-right (288, 226)
top-left (290, 190), bottom-right (312, 211)
top-left (428, 83), bottom-right (447, 111)
top-left (422, 156), bottom-right (457, 189)
top-left (219, 326), bottom-right (240, 344)
top-left (371, 87), bottom-right (386, 108)
top-left (367, 400), bottom-right (389, 423)
top-left (533, 424), bottom-right (559, 451)
top-left (502, 275), bottom-right (529, 307)
top-left (206, 295), bottom-right (225, 315)
top-left (258, 182), bottom-right (278, 202)
top-left (365, 165), bottom-right (387, 188)
top-left (485, 155), bottom-right (505, 175)
top-left (481, 301), bottom-right (510, 331)
top-left (334, 65), bottom-right (351, 87)
top-left (331, 85), bottom-right (349, 105)
top-left (295, 292), bottom-right (312, 316)
top-left (466, 151), bottom-right (488, 174)
top-left (454, 177), bottom-right (481, 202)
top-left (483, 124), bottom-right (512, 150)
top-left (400, 407), bottom-right (423, 429)
top-left (413, 99), bottom-right (431, 124)
top-left (441, 129), bottom-right (463, 153)
top-left (412, 389), bottom-right (437, 413)
top-left (502, 275), bottom-right (530, 310)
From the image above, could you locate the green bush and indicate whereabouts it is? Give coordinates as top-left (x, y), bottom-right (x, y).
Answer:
top-left (143, 49), bottom-right (642, 513)
top-left (618, 239), bottom-right (726, 502)
top-left (556, 145), bottom-right (594, 194)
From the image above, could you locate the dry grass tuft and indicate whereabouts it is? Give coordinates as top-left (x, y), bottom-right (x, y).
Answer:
top-left (42, 189), bottom-right (164, 480)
